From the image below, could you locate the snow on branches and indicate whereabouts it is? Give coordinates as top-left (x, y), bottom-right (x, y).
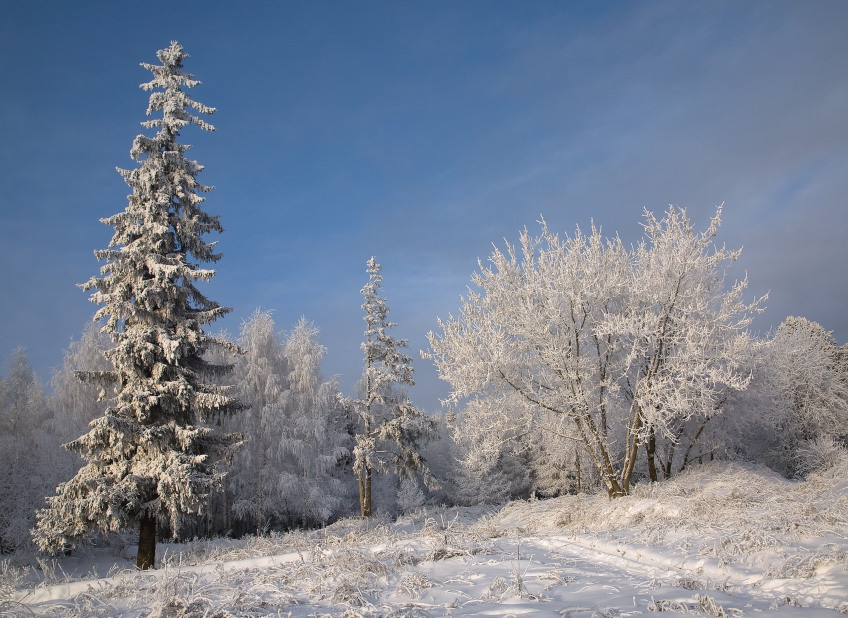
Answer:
top-left (33, 42), bottom-right (241, 569)
top-left (352, 258), bottom-right (436, 517)
top-left (426, 205), bottom-right (764, 497)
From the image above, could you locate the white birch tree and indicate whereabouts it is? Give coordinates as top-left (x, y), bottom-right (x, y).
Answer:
top-left (227, 312), bottom-right (350, 531)
top-left (278, 318), bottom-right (348, 527)
top-left (228, 309), bottom-right (289, 533)
top-left (33, 42), bottom-right (241, 569)
top-left (50, 322), bottom-right (112, 445)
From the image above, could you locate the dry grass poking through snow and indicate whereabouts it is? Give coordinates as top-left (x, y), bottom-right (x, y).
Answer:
top-left (5, 459), bottom-right (848, 616)
top-left (494, 459), bottom-right (848, 559)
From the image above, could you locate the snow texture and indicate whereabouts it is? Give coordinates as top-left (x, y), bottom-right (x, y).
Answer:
top-left (7, 460), bottom-right (847, 616)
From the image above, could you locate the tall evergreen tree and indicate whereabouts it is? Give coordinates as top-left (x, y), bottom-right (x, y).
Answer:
top-left (352, 258), bottom-right (435, 517)
top-left (33, 42), bottom-right (241, 569)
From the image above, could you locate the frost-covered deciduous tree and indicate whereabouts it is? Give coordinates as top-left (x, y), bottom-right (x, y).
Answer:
top-left (278, 318), bottom-right (348, 527)
top-left (756, 316), bottom-right (848, 475)
top-left (444, 392), bottom-right (594, 505)
top-left (427, 206), bottom-right (761, 497)
top-left (769, 317), bottom-right (848, 442)
top-left (50, 322), bottom-right (112, 446)
top-left (0, 350), bottom-right (54, 552)
top-left (446, 396), bottom-right (532, 506)
top-left (525, 409), bottom-right (596, 497)
top-left (227, 310), bottom-right (288, 533)
top-left (617, 207), bottom-right (761, 482)
top-left (33, 42), bottom-right (241, 570)
top-left (227, 311), bottom-right (349, 532)
top-left (352, 258), bottom-right (436, 517)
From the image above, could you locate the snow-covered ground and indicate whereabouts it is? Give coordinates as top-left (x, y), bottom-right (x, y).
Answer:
top-left (5, 461), bottom-right (847, 617)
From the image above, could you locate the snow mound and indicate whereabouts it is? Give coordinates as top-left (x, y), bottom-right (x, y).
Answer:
top-left (493, 460), bottom-right (848, 538)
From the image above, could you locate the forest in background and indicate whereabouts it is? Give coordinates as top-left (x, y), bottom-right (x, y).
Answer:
top-left (2, 258), bottom-right (847, 555)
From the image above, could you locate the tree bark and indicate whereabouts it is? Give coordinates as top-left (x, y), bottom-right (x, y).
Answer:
top-left (358, 471), bottom-right (365, 516)
top-left (575, 451), bottom-right (581, 494)
top-left (646, 426), bottom-right (658, 482)
top-left (358, 465), bottom-right (372, 517)
top-left (137, 513), bottom-right (156, 570)
top-left (357, 390), bottom-right (375, 518)
top-left (618, 409), bottom-right (642, 496)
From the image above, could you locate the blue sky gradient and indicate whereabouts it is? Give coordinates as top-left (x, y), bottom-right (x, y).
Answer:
top-left (1, 1), bottom-right (846, 410)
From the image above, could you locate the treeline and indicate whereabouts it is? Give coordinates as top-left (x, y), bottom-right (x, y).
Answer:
top-left (0, 303), bottom-right (432, 552)
top-left (2, 302), bottom-right (846, 554)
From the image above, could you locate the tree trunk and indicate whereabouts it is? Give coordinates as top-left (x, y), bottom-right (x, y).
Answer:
top-left (574, 451), bottom-right (581, 494)
top-left (358, 465), bottom-right (372, 517)
top-left (618, 410), bottom-right (642, 496)
top-left (137, 513), bottom-right (156, 570)
top-left (646, 426), bottom-right (658, 482)
top-left (605, 476), bottom-right (626, 498)
top-left (680, 419), bottom-right (708, 475)
top-left (358, 403), bottom-right (373, 518)
top-left (663, 442), bottom-right (675, 480)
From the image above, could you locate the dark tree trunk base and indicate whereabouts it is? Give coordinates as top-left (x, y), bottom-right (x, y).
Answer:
top-left (137, 514), bottom-right (157, 570)
top-left (647, 427), bottom-right (659, 483)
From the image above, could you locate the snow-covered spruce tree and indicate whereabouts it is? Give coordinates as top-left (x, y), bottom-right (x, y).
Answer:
top-left (352, 258), bottom-right (436, 517)
top-left (426, 206), bottom-right (761, 498)
top-left (33, 42), bottom-right (241, 570)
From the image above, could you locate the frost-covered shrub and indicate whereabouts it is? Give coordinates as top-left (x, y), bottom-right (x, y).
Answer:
top-left (737, 317), bottom-right (848, 477)
top-left (795, 436), bottom-right (848, 477)
top-left (397, 477), bottom-right (426, 514)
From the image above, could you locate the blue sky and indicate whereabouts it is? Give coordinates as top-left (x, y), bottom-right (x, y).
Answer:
top-left (1, 1), bottom-right (846, 411)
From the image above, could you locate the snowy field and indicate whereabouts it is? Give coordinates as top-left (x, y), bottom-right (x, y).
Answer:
top-left (5, 461), bottom-right (847, 617)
